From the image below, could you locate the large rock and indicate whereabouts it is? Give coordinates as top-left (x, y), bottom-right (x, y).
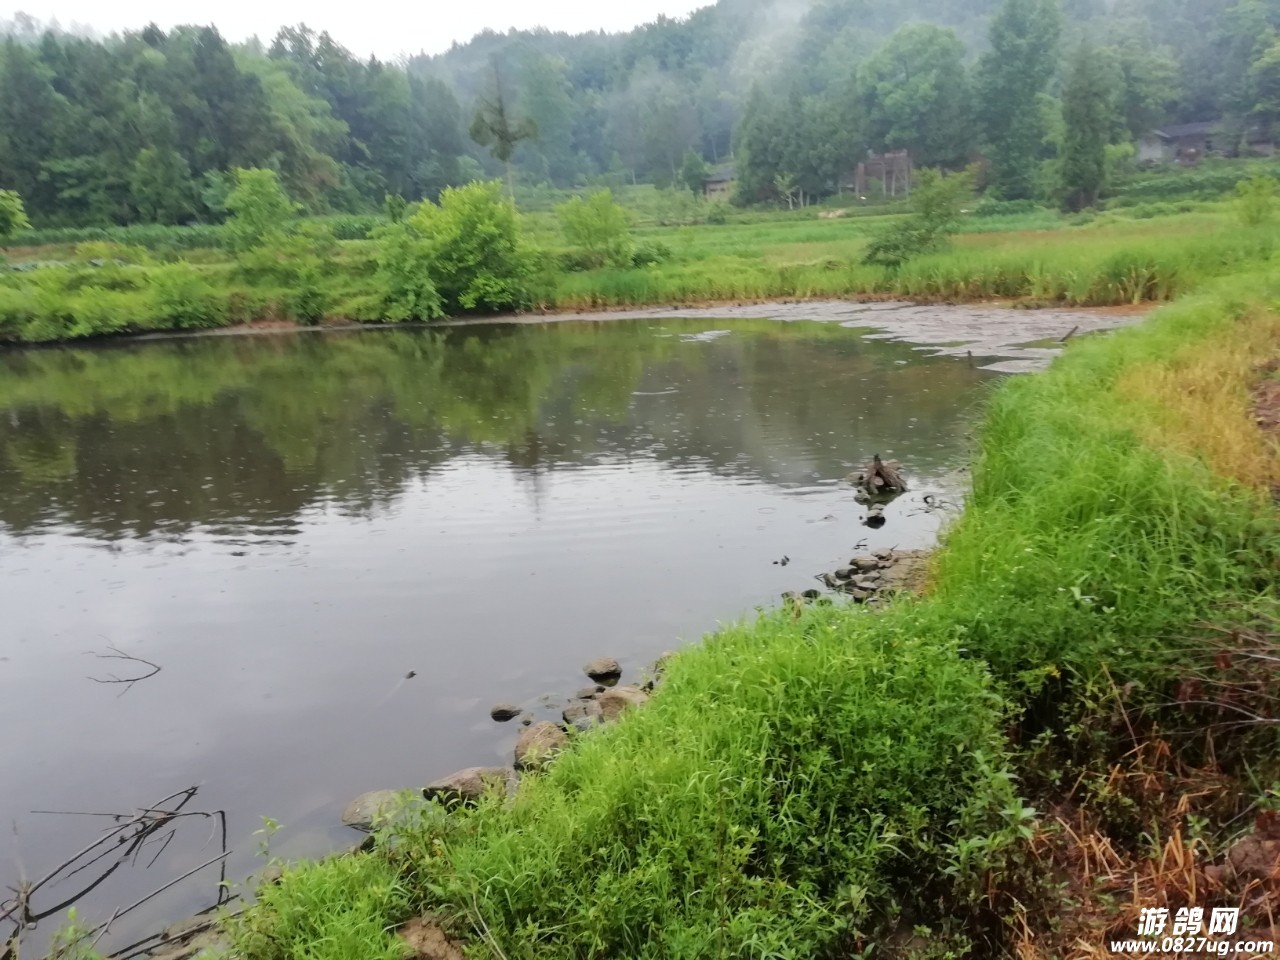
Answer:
top-left (514, 721), bottom-right (568, 770)
top-left (489, 703), bottom-right (522, 722)
top-left (564, 699), bottom-right (605, 733)
top-left (597, 684), bottom-right (649, 722)
top-left (422, 767), bottom-right (511, 804)
top-left (583, 657), bottom-right (622, 682)
top-left (341, 789), bottom-right (412, 831)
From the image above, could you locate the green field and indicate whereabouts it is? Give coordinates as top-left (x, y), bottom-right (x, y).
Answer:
top-left (1, 189), bottom-right (1275, 346)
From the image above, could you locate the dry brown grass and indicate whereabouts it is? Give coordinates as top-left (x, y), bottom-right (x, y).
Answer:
top-left (1113, 309), bottom-right (1280, 492)
top-left (1008, 720), bottom-right (1280, 960)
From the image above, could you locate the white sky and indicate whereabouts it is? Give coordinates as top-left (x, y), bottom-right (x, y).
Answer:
top-left (17, 0), bottom-right (711, 59)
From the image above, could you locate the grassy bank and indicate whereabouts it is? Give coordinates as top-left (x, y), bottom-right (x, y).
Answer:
top-left (2, 200), bottom-right (1275, 346)
top-left (221, 271), bottom-right (1280, 960)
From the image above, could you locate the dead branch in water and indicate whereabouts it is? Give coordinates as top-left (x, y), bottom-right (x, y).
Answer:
top-left (84, 646), bottom-right (161, 696)
top-left (1, 786), bottom-right (230, 957)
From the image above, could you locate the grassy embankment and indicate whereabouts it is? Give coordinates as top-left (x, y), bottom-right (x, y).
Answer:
top-left (222, 270), bottom-right (1280, 959)
top-left (1, 197), bottom-right (1276, 345)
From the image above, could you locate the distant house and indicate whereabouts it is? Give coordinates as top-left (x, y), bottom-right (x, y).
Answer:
top-left (1138, 120), bottom-right (1275, 165)
top-left (1138, 121), bottom-right (1222, 165)
top-left (702, 163), bottom-right (735, 201)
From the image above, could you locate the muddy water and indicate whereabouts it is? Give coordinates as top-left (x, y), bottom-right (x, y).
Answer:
top-left (0, 307), bottom-right (1123, 950)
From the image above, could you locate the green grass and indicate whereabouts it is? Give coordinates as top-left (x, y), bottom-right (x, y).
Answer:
top-left (549, 213), bottom-right (1275, 309)
top-left (1, 202), bottom-right (1274, 344)
top-left (224, 269), bottom-right (1280, 960)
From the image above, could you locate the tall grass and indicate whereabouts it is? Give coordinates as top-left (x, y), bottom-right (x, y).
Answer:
top-left (550, 222), bottom-right (1276, 309)
top-left (230, 271), bottom-right (1280, 960)
top-left (238, 611), bottom-right (1022, 960)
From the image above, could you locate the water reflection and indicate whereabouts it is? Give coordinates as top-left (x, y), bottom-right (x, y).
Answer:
top-left (0, 320), bottom-right (991, 543)
top-left (0, 318), bottom-right (998, 951)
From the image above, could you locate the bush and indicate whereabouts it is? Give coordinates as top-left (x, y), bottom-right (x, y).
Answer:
top-left (312, 214), bottom-right (386, 240)
top-left (630, 240), bottom-right (674, 267)
top-left (148, 264), bottom-right (227, 330)
top-left (372, 221), bottom-right (444, 322)
top-left (224, 168), bottom-right (301, 253)
top-left (862, 168), bottom-right (976, 268)
top-left (556, 189), bottom-right (633, 268)
top-left (375, 180), bottom-right (532, 316)
top-left (0, 189), bottom-right (31, 243)
top-left (1235, 175), bottom-right (1277, 227)
top-left (973, 198), bottom-right (1045, 218)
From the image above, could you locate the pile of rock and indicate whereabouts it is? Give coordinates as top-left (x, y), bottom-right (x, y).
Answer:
top-left (783, 548), bottom-right (930, 607)
top-left (341, 653), bottom-right (671, 831)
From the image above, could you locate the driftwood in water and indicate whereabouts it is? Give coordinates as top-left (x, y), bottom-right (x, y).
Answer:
top-left (848, 454), bottom-right (907, 501)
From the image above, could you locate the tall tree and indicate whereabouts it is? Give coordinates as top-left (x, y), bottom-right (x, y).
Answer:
top-left (469, 62), bottom-right (537, 203)
top-left (0, 189), bottom-right (30, 241)
top-left (977, 0), bottom-right (1063, 199)
top-left (859, 23), bottom-right (975, 169)
top-left (1060, 41), bottom-right (1112, 211)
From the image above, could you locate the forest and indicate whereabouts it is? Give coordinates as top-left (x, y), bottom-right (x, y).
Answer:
top-left (3, 0), bottom-right (1280, 226)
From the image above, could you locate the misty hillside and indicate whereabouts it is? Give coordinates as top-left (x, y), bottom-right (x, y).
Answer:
top-left (0, 0), bottom-right (1275, 225)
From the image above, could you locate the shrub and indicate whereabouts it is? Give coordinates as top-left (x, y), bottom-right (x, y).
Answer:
top-left (0, 285), bottom-right (35, 341)
top-left (862, 168), bottom-right (975, 268)
top-left (1235, 175), bottom-right (1277, 227)
top-left (0, 190), bottom-right (31, 243)
top-left (556, 189), bottom-right (634, 268)
top-left (375, 180), bottom-right (532, 316)
top-left (631, 239), bottom-right (674, 267)
top-left (224, 168), bottom-right (301, 253)
top-left (313, 214), bottom-right (385, 240)
top-left (148, 264), bottom-right (227, 330)
top-left (372, 221), bottom-right (443, 321)
top-left (973, 198), bottom-right (1045, 218)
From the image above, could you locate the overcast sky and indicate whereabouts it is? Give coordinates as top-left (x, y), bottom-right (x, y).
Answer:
top-left (19, 0), bottom-right (711, 59)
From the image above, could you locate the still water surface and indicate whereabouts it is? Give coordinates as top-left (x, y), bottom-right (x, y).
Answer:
top-left (0, 317), bottom-right (998, 947)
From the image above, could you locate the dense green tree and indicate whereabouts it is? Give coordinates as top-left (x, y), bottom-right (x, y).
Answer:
top-left (859, 24), bottom-right (975, 169)
top-left (2, 0), bottom-right (1278, 225)
top-left (1250, 37), bottom-right (1280, 134)
top-left (977, 0), bottom-right (1063, 199)
top-left (516, 54), bottom-right (577, 184)
top-left (130, 147), bottom-right (197, 223)
top-left (1060, 42), bottom-right (1112, 210)
top-left (223, 167), bottom-right (299, 252)
top-left (1105, 38), bottom-right (1178, 139)
top-left (679, 149), bottom-right (710, 196)
top-left (0, 189), bottom-right (30, 241)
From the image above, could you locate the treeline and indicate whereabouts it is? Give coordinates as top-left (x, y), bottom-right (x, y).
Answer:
top-left (732, 0), bottom-right (1280, 207)
top-left (3, 0), bottom-right (1280, 226)
top-left (0, 22), bottom-right (475, 226)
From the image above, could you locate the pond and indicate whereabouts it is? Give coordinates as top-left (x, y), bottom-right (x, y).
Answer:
top-left (0, 309), bottom-right (1103, 951)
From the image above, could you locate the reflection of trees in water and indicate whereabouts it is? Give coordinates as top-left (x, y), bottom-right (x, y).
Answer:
top-left (0, 321), bottom-right (997, 540)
